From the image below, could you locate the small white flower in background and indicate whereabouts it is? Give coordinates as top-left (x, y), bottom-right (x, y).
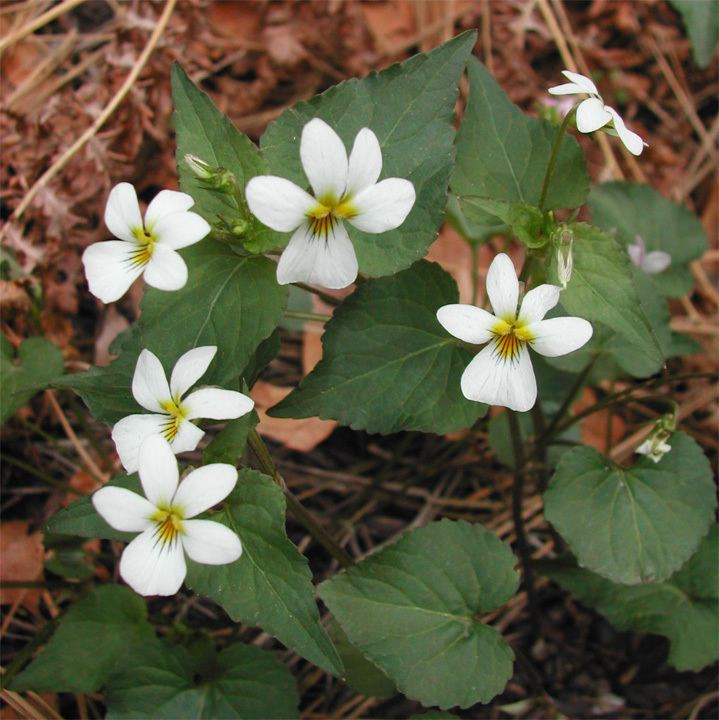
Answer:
top-left (82, 182), bottom-right (211, 303)
top-left (246, 118), bottom-right (416, 289)
top-left (548, 70), bottom-right (646, 156)
top-left (437, 253), bottom-right (593, 413)
top-left (112, 346), bottom-right (254, 473)
top-left (627, 235), bottom-right (671, 274)
top-left (635, 412), bottom-right (675, 463)
top-left (93, 435), bottom-right (242, 596)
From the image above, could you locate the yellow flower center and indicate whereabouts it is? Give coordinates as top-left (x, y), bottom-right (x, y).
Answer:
top-left (306, 193), bottom-right (357, 241)
top-left (151, 506), bottom-right (184, 546)
top-left (129, 227), bottom-right (156, 268)
top-left (491, 318), bottom-right (534, 363)
top-left (159, 398), bottom-right (187, 442)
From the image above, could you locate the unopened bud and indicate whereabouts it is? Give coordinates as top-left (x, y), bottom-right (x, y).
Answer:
top-left (184, 154), bottom-right (237, 194)
top-left (635, 410), bottom-right (677, 463)
top-left (184, 154), bottom-right (214, 180)
top-left (553, 225), bottom-right (574, 289)
top-left (232, 220), bottom-right (248, 236)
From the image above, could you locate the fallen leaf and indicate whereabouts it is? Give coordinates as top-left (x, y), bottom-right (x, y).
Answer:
top-left (575, 388), bottom-right (625, 453)
top-left (0, 521), bottom-right (44, 613)
top-left (252, 380), bottom-right (336, 452)
top-left (94, 307), bottom-right (130, 367)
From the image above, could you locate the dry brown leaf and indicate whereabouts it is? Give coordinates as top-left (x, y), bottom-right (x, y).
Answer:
top-left (94, 307), bottom-right (130, 367)
top-left (207, 1), bottom-right (262, 41)
top-left (576, 387), bottom-right (625, 453)
top-left (427, 226), bottom-right (475, 303)
top-left (361, 0), bottom-right (415, 50)
top-left (252, 380), bottom-right (336, 452)
top-left (0, 521), bottom-right (44, 613)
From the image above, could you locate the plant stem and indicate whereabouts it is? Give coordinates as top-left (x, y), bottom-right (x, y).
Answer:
top-left (284, 310), bottom-right (331, 323)
top-left (538, 107), bottom-right (576, 213)
top-left (536, 352), bottom-right (599, 448)
top-left (247, 430), bottom-right (353, 568)
top-left (507, 410), bottom-right (539, 631)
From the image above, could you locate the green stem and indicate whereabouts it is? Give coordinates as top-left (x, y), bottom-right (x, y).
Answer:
top-left (538, 107), bottom-right (577, 213)
top-left (284, 310), bottom-right (331, 323)
top-left (536, 352), bottom-right (599, 448)
top-left (508, 410), bottom-right (539, 631)
top-left (247, 430), bottom-right (353, 568)
top-left (547, 371), bottom-right (718, 441)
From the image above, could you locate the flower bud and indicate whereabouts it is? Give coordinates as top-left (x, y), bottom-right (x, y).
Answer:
top-left (184, 154), bottom-right (237, 194)
top-left (553, 225), bottom-right (574, 288)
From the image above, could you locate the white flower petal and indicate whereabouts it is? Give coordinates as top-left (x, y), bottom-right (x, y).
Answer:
top-left (143, 244), bottom-right (188, 292)
top-left (245, 176), bottom-right (316, 232)
top-left (144, 190), bottom-right (194, 228)
top-left (560, 70), bottom-right (600, 95)
top-left (519, 284), bottom-right (561, 324)
top-left (276, 221), bottom-right (358, 289)
top-left (528, 316), bottom-right (593, 357)
top-left (181, 519), bottom-right (242, 565)
top-left (173, 464), bottom-right (238, 518)
top-left (486, 253), bottom-right (519, 320)
top-left (300, 118), bottom-right (348, 200)
top-left (104, 182), bottom-right (142, 243)
top-left (169, 419), bottom-right (205, 455)
top-left (348, 179), bottom-right (415, 234)
top-left (169, 346), bottom-right (217, 399)
top-left (153, 212), bottom-right (211, 250)
top-left (346, 127), bottom-right (382, 197)
top-left (82, 241), bottom-right (144, 303)
top-left (641, 250), bottom-right (672, 274)
top-left (182, 388), bottom-right (254, 421)
top-left (436, 304), bottom-right (497, 345)
top-left (137, 435), bottom-right (179, 507)
top-left (111, 413), bottom-right (167, 473)
top-left (461, 342), bottom-right (537, 412)
top-left (92, 487), bottom-right (155, 532)
top-left (548, 82), bottom-right (587, 96)
top-left (120, 526), bottom-right (186, 596)
top-left (132, 349), bottom-right (171, 413)
top-left (606, 107), bottom-right (645, 156)
top-left (576, 98), bottom-right (612, 133)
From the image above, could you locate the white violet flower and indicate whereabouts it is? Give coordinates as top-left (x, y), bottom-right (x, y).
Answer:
top-left (246, 118), bottom-right (416, 289)
top-left (437, 253), bottom-right (593, 412)
top-left (636, 436), bottom-right (672, 463)
top-left (548, 70), bottom-right (646, 156)
top-left (82, 182), bottom-right (211, 303)
top-left (112, 346), bottom-right (254, 473)
top-left (627, 235), bottom-right (671, 274)
top-left (93, 435), bottom-right (242, 596)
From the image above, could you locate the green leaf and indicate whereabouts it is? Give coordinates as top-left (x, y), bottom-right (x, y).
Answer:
top-left (172, 64), bottom-right (274, 253)
top-left (555, 223), bottom-right (663, 368)
top-left (452, 57), bottom-right (588, 235)
top-left (1, 336), bottom-right (64, 423)
top-left (185, 470), bottom-right (342, 677)
top-left (331, 620), bottom-right (396, 699)
top-left (203, 410), bottom-right (259, 465)
top-left (57, 243), bottom-right (286, 424)
top-left (462, 199), bottom-right (548, 248)
top-left (11, 585), bottom-right (154, 692)
top-left (319, 519), bottom-right (519, 709)
top-left (588, 182), bottom-right (708, 297)
top-left (47, 474), bottom-right (139, 542)
top-left (106, 639), bottom-right (299, 719)
top-left (539, 525), bottom-right (719, 671)
top-left (260, 32), bottom-right (476, 277)
top-left (543, 432), bottom-right (716, 585)
top-left (669, 0), bottom-right (718, 68)
top-left (269, 261), bottom-right (486, 434)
